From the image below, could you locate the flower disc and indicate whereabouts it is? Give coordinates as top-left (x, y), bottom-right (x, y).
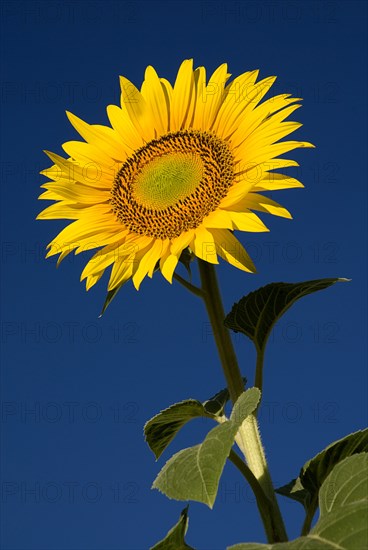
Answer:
top-left (111, 130), bottom-right (234, 239)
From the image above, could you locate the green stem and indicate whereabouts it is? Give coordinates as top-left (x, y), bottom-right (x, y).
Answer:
top-left (197, 259), bottom-right (244, 403)
top-left (173, 272), bottom-right (205, 299)
top-left (255, 348), bottom-right (265, 395)
top-left (228, 450), bottom-right (275, 543)
top-left (301, 497), bottom-right (318, 536)
top-left (197, 259), bottom-right (288, 543)
top-left (235, 415), bottom-right (288, 542)
top-left (235, 414), bottom-right (268, 488)
top-left (254, 348), bottom-right (265, 416)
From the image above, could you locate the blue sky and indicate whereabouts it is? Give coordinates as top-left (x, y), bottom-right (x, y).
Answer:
top-left (1, 1), bottom-right (367, 549)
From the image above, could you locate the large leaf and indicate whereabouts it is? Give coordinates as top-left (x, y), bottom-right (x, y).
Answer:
top-left (224, 278), bottom-right (348, 353)
top-left (277, 429), bottom-right (368, 512)
top-left (228, 453), bottom-right (368, 550)
top-left (150, 506), bottom-right (195, 550)
top-left (152, 388), bottom-right (260, 508)
top-left (318, 453), bottom-right (367, 514)
top-left (144, 383), bottom-right (245, 460)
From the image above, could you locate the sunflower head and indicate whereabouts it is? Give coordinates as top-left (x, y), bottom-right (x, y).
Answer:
top-left (37, 60), bottom-right (314, 295)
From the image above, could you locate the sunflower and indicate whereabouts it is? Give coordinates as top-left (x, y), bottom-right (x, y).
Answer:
top-left (37, 60), bottom-right (313, 292)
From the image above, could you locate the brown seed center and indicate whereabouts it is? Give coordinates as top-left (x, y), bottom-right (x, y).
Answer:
top-left (110, 130), bottom-right (234, 239)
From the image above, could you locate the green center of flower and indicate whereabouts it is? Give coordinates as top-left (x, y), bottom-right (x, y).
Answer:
top-left (111, 130), bottom-right (234, 239)
top-left (132, 153), bottom-right (203, 210)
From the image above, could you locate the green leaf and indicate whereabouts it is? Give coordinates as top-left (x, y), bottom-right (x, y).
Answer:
top-left (152, 423), bottom-right (236, 508)
top-left (224, 278), bottom-right (349, 353)
top-left (203, 387), bottom-right (230, 416)
top-left (275, 477), bottom-right (309, 509)
top-left (145, 380), bottom-right (247, 460)
top-left (144, 400), bottom-right (213, 460)
top-left (203, 377), bottom-right (247, 416)
top-left (150, 506), bottom-right (195, 550)
top-left (152, 388), bottom-right (260, 508)
top-left (277, 429), bottom-right (368, 512)
top-left (230, 387), bottom-right (260, 424)
top-left (228, 453), bottom-right (368, 550)
top-left (319, 453), bottom-right (367, 514)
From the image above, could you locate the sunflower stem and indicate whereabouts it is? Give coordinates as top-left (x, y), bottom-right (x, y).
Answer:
top-left (197, 259), bottom-right (288, 543)
top-left (254, 348), bottom-right (265, 415)
top-left (255, 349), bottom-right (265, 394)
top-left (228, 450), bottom-right (279, 544)
top-left (197, 259), bottom-right (244, 403)
top-left (301, 494), bottom-right (318, 536)
top-left (173, 272), bottom-right (205, 298)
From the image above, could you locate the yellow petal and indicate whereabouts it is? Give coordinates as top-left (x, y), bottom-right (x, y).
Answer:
top-left (231, 99), bottom-right (302, 148)
top-left (160, 253), bottom-right (179, 284)
top-left (212, 229), bottom-right (256, 273)
top-left (123, 234), bottom-right (155, 252)
top-left (202, 209), bottom-right (234, 229)
top-left (85, 269), bottom-right (105, 291)
top-left (148, 240), bottom-right (170, 277)
top-left (37, 201), bottom-right (112, 221)
top-left (245, 123), bottom-right (303, 155)
top-left (119, 76), bottom-right (155, 142)
top-left (235, 141), bottom-right (315, 171)
top-left (108, 256), bottom-right (134, 291)
top-left (43, 151), bottom-right (113, 189)
top-left (170, 230), bottom-right (194, 256)
top-left (250, 159), bottom-right (300, 182)
top-left (219, 178), bottom-right (255, 209)
top-left (141, 66), bottom-right (169, 135)
top-left (39, 182), bottom-right (109, 204)
top-left (201, 63), bottom-right (230, 130)
top-left (40, 163), bottom-right (65, 180)
top-left (81, 242), bottom-right (127, 280)
top-left (37, 202), bottom-right (89, 220)
top-left (227, 211), bottom-right (269, 232)
top-left (191, 227), bottom-right (219, 264)
top-left (56, 248), bottom-right (72, 267)
top-left (237, 193), bottom-right (292, 218)
top-left (132, 239), bottom-right (165, 290)
top-left (66, 111), bottom-right (125, 160)
top-left (253, 172), bottom-right (304, 191)
top-left (159, 78), bottom-right (173, 132)
top-left (62, 140), bottom-right (117, 166)
top-left (254, 94), bottom-right (302, 119)
top-left (191, 66), bottom-right (207, 130)
top-left (223, 76), bottom-right (277, 141)
top-left (213, 70), bottom-right (259, 136)
top-left (107, 104), bottom-right (144, 152)
top-left (45, 214), bottom-right (119, 257)
top-left (236, 105), bottom-right (304, 155)
top-left (171, 59), bottom-right (195, 130)
top-left (75, 229), bottom-right (129, 255)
